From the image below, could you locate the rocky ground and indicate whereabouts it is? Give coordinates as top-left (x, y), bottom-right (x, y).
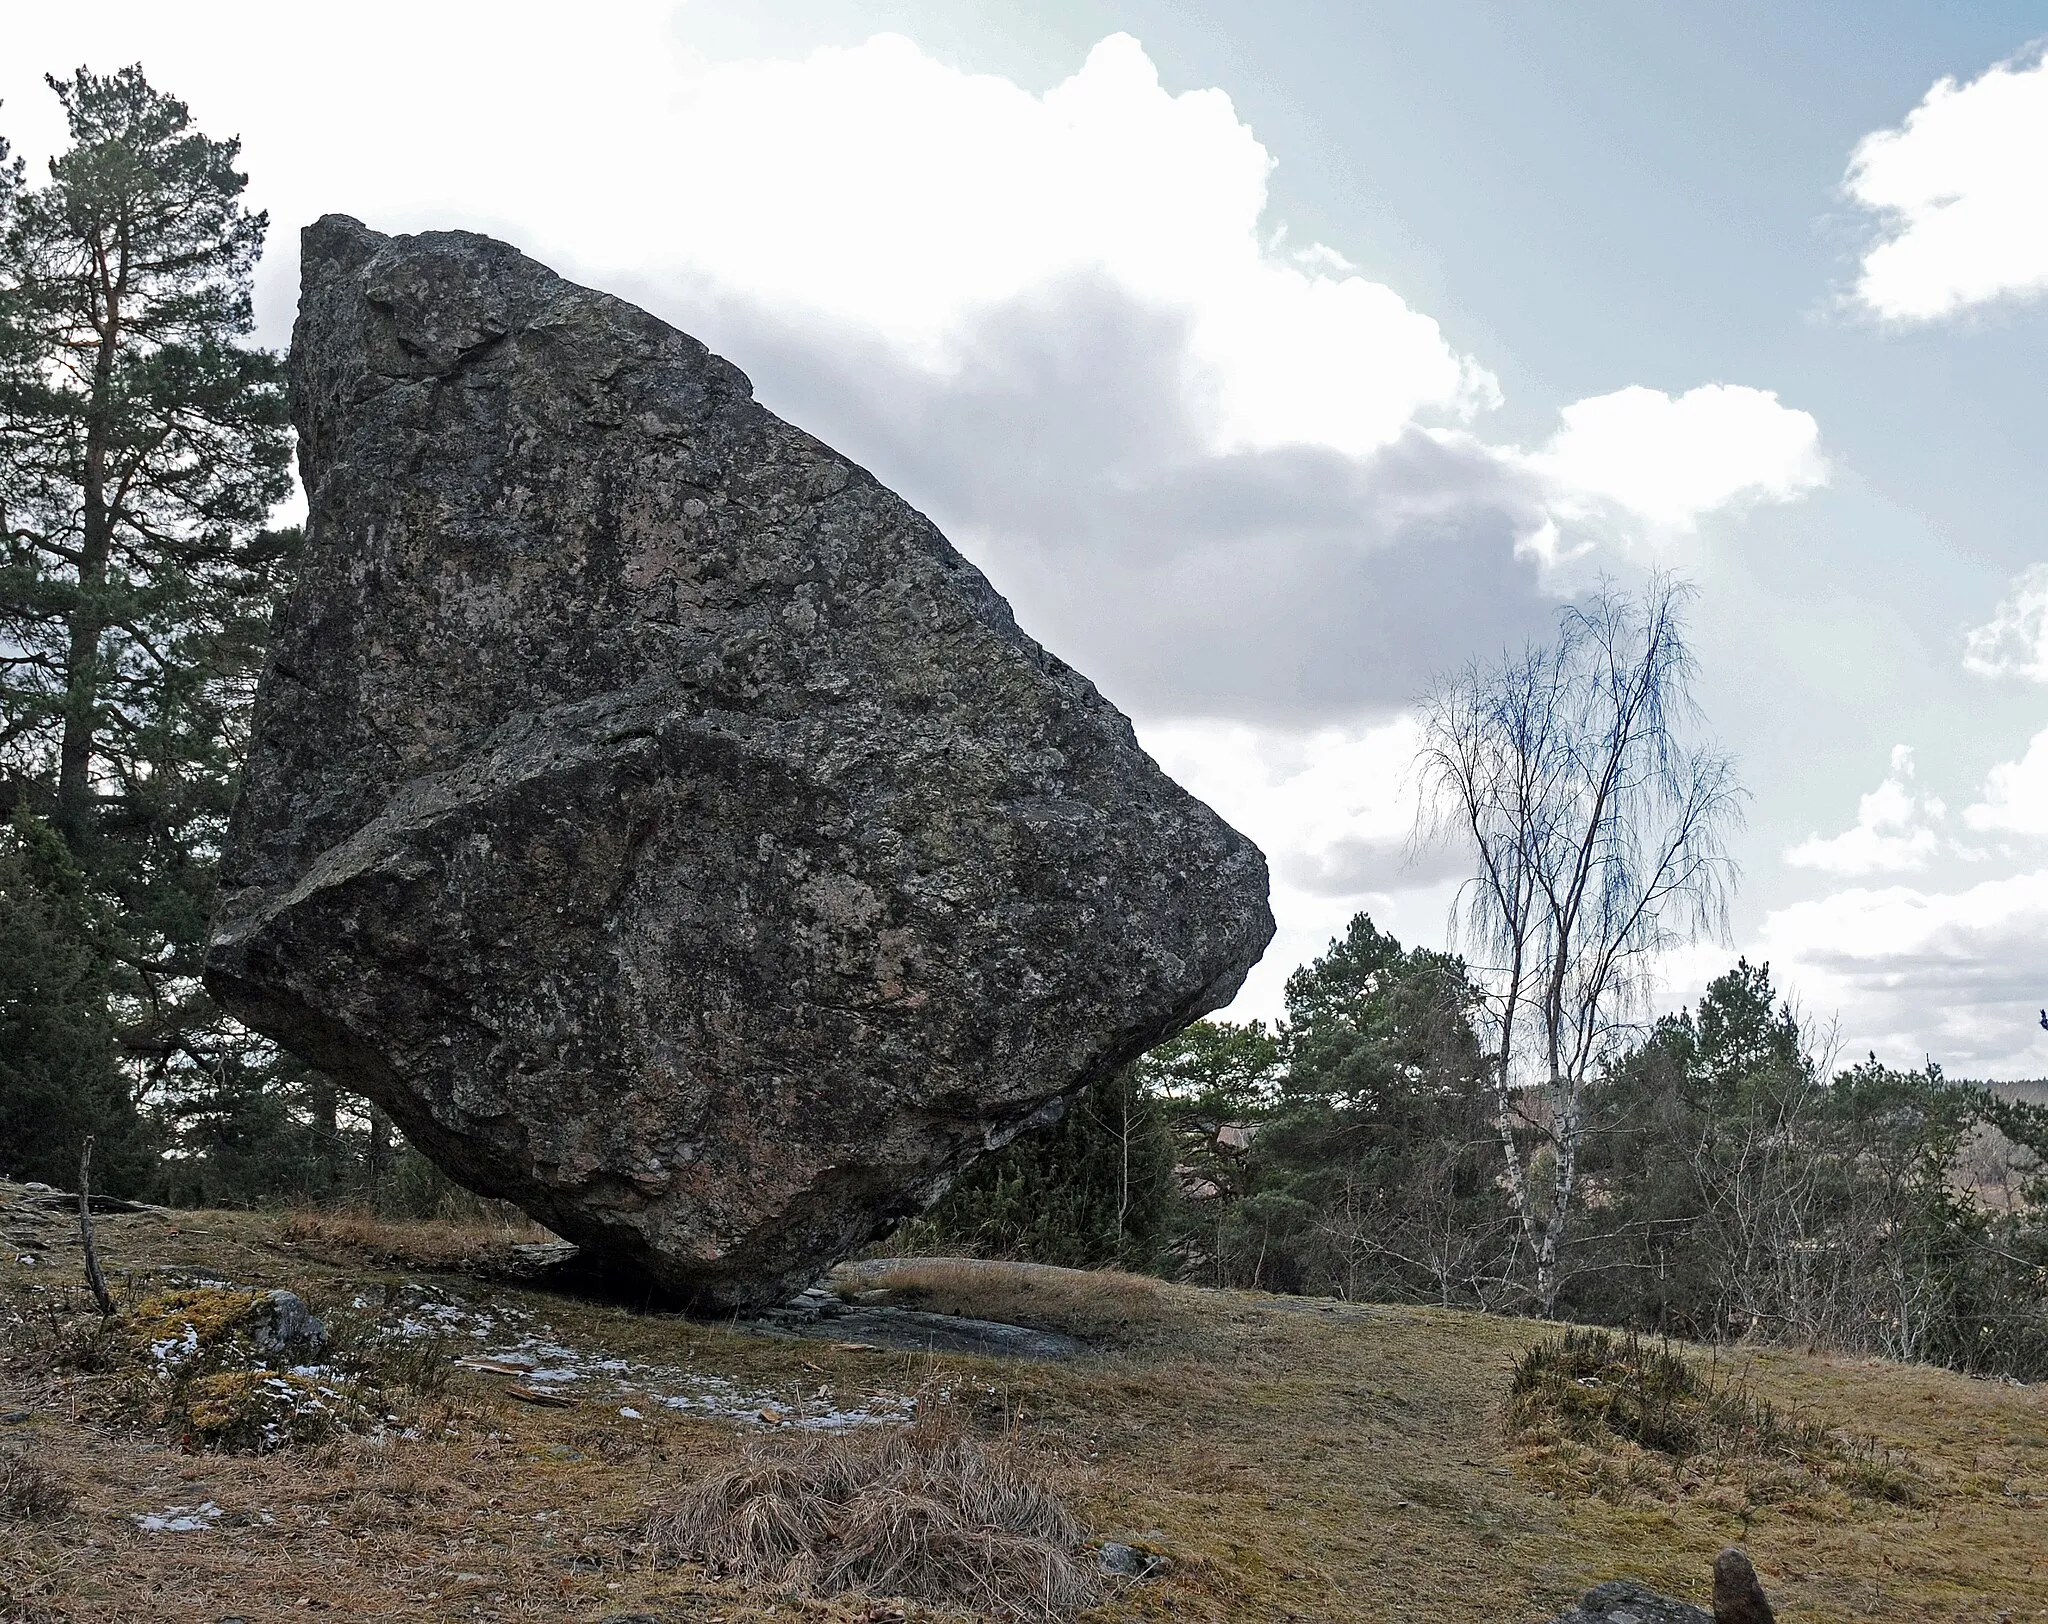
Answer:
top-left (2, 1182), bottom-right (2043, 1623)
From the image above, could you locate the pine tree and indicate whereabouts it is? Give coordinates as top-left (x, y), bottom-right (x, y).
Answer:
top-left (909, 1067), bottom-right (1175, 1270)
top-left (0, 809), bottom-right (154, 1191)
top-left (0, 66), bottom-right (294, 1135)
top-left (1243, 913), bottom-right (1512, 1304)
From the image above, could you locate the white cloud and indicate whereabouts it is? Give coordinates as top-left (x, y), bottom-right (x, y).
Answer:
top-left (1761, 735), bottom-right (2048, 1073)
top-left (1135, 714), bottom-right (1467, 1020)
top-left (1532, 384), bottom-right (1827, 533)
top-left (1757, 871), bottom-right (2048, 1074)
top-left (6, 11), bottom-right (1497, 458)
top-left (616, 32), bottom-right (1501, 458)
top-left (1965, 726), bottom-right (2048, 836)
top-left (1964, 563), bottom-right (2048, 679)
top-left (1845, 46), bottom-right (2048, 322)
top-left (1785, 745), bottom-right (1947, 875)
top-left (1137, 715), bottom-right (1441, 895)
top-left (0, 8), bottom-right (1831, 1024)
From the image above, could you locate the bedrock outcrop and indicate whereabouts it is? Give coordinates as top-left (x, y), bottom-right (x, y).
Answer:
top-left (205, 217), bottom-right (1272, 1309)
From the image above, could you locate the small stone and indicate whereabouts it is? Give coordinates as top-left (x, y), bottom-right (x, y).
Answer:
top-left (1712, 1548), bottom-right (1776, 1624)
top-left (1544, 1580), bottom-right (1711, 1624)
top-left (246, 1289), bottom-right (326, 1356)
top-left (1099, 1541), bottom-right (1170, 1580)
top-left (0, 1410), bottom-right (30, 1424)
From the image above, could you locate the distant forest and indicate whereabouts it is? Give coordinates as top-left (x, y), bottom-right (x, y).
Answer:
top-left (915, 922), bottom-right (2048, 1382)
top-left (3, 67), bottom-right (2044, 1383)
top-left (1993, 1079), bottom-right (2048, 1108)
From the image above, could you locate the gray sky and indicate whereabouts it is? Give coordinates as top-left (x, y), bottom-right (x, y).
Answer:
top-left (9, 0), bottom-right (2048, 1072)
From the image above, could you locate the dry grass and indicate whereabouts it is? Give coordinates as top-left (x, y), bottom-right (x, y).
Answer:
top-left (650, 1396), bottom-right (1100, 1619)
top-left (275, 1205), bottom-right (552, 1273)
top-left (6, 1191), bottom-right (2048, 1622)
top-left (0, 1450), bottom-right (72, 1523)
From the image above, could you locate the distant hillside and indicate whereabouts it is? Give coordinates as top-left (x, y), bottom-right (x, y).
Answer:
top-left (1973, 1078), bottom-right (2048, 1107)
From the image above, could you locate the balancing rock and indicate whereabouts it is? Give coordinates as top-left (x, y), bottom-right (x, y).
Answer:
top-left (205, 217), bottom-right (1272, 1309)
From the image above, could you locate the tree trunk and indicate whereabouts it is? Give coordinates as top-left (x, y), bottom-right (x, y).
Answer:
top-left (367, 1103), bottom-right (394, 1182)
top-left (1535, 1062), bottom-right (1584, 1318)
top-left (57, 272), bottom-right (122, 854)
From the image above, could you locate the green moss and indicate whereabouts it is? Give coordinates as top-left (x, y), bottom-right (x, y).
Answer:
top-left (174, 1369), bottom-right (370, 1453)
top-left (123, 1288), bottom-right (265, 1363)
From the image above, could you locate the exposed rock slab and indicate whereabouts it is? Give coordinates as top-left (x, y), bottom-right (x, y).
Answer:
top-left (1532, 1581), bottom-right (1711, 1624)
top-left (206, 217), bottom-right (1272, 1309)
top-left (746, 1287), bottom-right (1087, 1360)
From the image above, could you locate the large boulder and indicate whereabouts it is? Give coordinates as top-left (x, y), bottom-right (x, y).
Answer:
top-left (206, 217), bottom-right (1272, 1309)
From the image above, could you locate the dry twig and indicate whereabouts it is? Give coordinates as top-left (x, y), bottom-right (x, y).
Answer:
top-left (78, 1136), bottom-right (114, 1318)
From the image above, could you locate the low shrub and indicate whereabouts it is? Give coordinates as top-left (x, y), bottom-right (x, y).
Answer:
top-left (88, 1286), bottom-right (443, 1454)
top-left (175, 1369), bottom-right (376, 1453)
top-left (1504, 1326), bottom-right (1929, 1510)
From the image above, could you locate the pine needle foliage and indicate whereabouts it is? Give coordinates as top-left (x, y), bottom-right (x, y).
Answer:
top-left (0, 66), bottom-right (299, 1194)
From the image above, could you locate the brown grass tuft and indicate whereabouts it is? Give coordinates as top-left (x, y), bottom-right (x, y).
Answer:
top-left (0, 1449), bottom-right (72, 1523)
top-left (648, 1401), bottom-right (1101, 1619)
top-left (1505, 1326), bottom-right (1930, 1512)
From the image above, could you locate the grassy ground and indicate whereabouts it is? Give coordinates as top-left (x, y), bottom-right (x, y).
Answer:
top-left (2, 1193), bottom-right (2043, 1623)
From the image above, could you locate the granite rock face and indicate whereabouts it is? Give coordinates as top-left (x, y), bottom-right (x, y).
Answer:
top-left (206, 217), bottom-right (1272, 1309)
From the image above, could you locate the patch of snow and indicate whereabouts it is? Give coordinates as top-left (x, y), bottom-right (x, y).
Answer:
top-left (134, 1501), bottom-right (223, 1533)
top-left (372, 1285), bottom-right (914, 1430)
top-left (149, 1323), bottom-right (201, 1375)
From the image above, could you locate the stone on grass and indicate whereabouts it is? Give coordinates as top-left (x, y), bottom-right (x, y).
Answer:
top-left (1098, 1541), bottom-right (1171, 1579)
top-left (206, 217), bottom-right (1273, 1311)
top-left (1711, 1548), bottom-right (1776, 1624)
top-left (247, 1289), bottom-right (326, 1357)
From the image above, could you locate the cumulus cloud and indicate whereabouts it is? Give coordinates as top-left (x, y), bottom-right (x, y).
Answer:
top-left (1757, 871), bottom-right (2048, 1074)
top-left (699, 276), bottom-right (1558, 722)
top-left (3, 12), bottom-right (1824, 728)
top-left (0, 8), bottom-right (1831, 1024)
top-left (1845, 45), bottom-right (2048, 322)
top-left (1760, 732), bottom-right (2048, 1072)
top-left (629, 33), bottom-right (1508, 458)
top-left (1134, 715), bottom-right (1464, 896)
top-left (1785, 745), bottom-right (1948, 875)
top-left (1532, 384), bottom-right (1827, 533)
top-left (1965, 727), bottom-right (2048, 836)
top-left (1964, 563), bottom-right (2048, 679)
top-left (1136, 715), bottom-right (1469, 1018)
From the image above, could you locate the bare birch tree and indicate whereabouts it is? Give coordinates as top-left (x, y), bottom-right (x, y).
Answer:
top-left (1417, 576), bottom-right (1743, 1315)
